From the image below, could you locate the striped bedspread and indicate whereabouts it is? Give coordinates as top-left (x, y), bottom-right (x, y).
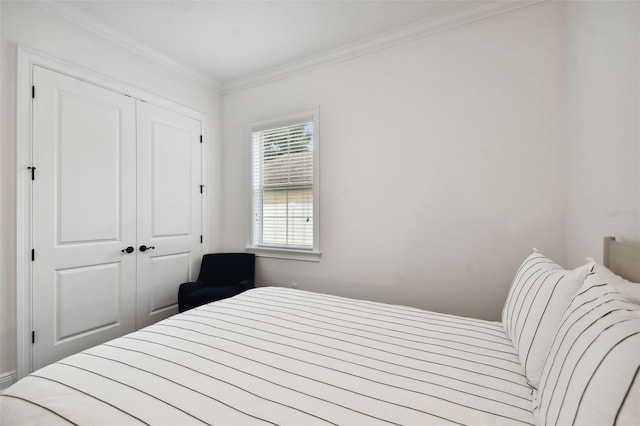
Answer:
top-left (1, 287), bottom-right (535, 425)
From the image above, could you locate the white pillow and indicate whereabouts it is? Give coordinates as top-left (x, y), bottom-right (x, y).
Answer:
top-left (502, 249), bottom-right (592, 389)
top-left (534, 273), bottom-right (640, 425)
top-left (586, 257), bottom-right (640, 305)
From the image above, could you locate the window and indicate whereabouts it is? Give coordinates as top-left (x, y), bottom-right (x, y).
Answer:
top-left (250, 110), bottom-right (320, 260)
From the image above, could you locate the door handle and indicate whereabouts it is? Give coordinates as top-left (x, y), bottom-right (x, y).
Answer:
top-left (121, 246), bottom-right (134, 254)
top-left (139, 245), bottom-right (155, 252)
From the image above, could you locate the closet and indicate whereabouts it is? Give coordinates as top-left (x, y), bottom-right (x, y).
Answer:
top-left (30, 66), bottom-right (203, 370)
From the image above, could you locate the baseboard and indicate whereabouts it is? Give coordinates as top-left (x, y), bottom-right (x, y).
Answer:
top-left (0, 370), bottom-right (17, 390)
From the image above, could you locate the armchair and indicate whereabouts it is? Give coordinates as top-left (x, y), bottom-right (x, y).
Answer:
top-left (178, 253), bottom-right (255, 312)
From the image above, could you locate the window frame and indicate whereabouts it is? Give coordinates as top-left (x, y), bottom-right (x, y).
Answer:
top-left (247, 109), bottom-right (320, 262)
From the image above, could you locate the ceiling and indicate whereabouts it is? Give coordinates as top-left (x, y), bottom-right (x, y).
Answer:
top-left (37, 1), bottom-right (530, 92)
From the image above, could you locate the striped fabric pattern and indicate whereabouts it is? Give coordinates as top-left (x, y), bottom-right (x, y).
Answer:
top-left (1, 287), bottom-right (535, 425)
top-left (502, 250), bottom-right (591, 389)
top-left (534, 274), bottom-right (640, 425)
top-left (590, 260), bottom-right (640, 305)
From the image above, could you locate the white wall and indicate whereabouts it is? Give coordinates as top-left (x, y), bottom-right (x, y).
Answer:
top-left (0, 1), bottom-right (223, 382)
top-left (223, 2), bottom-right (568, 321)
top-left (565, 1), bottom-right (640, 267)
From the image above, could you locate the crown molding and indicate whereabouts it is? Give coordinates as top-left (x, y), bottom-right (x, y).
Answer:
top-left (33, 1), bottom-right (221, 92)
top-left (32, 0), bottom-right (542, 96)
top-left (222, 0), bottom-right (543, 95)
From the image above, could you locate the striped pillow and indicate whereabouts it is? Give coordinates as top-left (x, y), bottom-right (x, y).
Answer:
top-left (587, 258), bottom-right (640, 305)
top-left (502, 250), bottom-right (591, 388)
top-left (534, 274), bottom-right (640, 425)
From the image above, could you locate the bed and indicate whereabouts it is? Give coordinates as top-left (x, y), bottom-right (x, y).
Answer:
top-left (2, 237), bottom-right (639, 425)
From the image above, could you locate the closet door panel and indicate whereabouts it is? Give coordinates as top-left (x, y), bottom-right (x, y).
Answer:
top-left (55, 263), bottom-right (121, 340)
top-left (151, 121), bottom-right (192, 236)
top-left (57, 93), bottom-right (121, 243)
top-left (148, 253), bottom-right (190, 314)
top-left (136, 101), bottom-right (202, 328)
top-left (31, 66), bottom-right (137, 370)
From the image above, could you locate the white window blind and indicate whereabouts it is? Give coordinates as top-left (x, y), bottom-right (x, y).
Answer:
top-left (251, 115), bottom-right (317, 252)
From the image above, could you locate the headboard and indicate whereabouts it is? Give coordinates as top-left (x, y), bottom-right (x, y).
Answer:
top-left (603, 236), bottom-right (640, 283)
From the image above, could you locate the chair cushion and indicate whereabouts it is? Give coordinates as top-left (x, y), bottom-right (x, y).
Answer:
top-left (198, 253), bottom-right (255, 286)
top-left (179, 284), bottom-right (248, 312)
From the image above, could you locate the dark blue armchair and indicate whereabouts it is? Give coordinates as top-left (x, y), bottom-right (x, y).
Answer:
top-left (178, 253), bottom-right (255, 312)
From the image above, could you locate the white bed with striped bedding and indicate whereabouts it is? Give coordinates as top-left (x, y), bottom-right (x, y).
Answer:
top-left (3, 237), bottom-right (639, 425)
top-left (1, 287), bottom-right (535, 425)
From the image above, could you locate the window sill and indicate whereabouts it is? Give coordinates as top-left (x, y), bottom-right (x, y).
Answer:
top-left (246, 246), bottom-right (321, 262)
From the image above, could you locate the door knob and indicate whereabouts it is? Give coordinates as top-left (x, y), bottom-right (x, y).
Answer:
top-left (121, 246), bottom-right (134, 254)
top-left (139, 245), bottom-right (155, 252)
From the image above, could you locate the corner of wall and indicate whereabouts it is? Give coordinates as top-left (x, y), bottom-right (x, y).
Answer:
top-left (565, 0), bottom-right (640, 267)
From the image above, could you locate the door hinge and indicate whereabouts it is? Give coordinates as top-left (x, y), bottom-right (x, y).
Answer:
top-left (32, 86), bottom-right (35, 99)
top-left (200, 135), bottom-right (203, 143)
top-left (31, 249), bottom-right (35, 262)
top-left (32, 331), bottom-right (35, 344)
top-left (200, 235), bottom-right (203, 244)
top-left (200, 185), bottom-right (205, 194)
top-left (27, 166), bottom-right (36, 180)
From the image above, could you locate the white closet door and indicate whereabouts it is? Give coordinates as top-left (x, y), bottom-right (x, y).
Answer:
top-left (31, 66), bottom-right (137, 370)
top-left (135, 101), bottom-right (202, 329)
